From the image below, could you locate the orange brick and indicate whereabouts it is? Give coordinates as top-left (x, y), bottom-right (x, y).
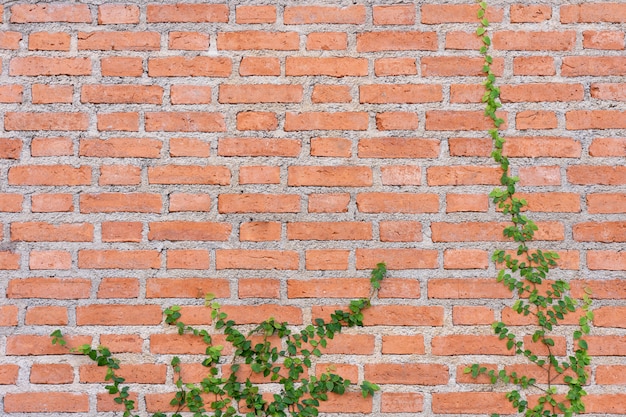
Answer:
top-left (239, 57), bottom-right (280, 76)
top-left (97, 278), bottom-right (139, 299)
top-left (147, 4), bottom-right (228, 22)
top-left (169, 137), bottom-right (211, 157)
top-left (168, 32), bottom-right (209, 51)
top-left (98, 4), bottom-right (139, 24)
top-left (169, 193), bottom-right (211, 212)
top-left (310, 137), bottom-right (351, 157)
top-left (166, 250), bottom-right (210, 269)
top-left (305, 250), bottom-right (350, 270)
top-left (25, 307), bottom-right (68, 325)
top-left (306, 32), bottom-right (347, 50)
top-left (374, 57), bottom-right (417, 76)
top-left (239, 166), bottom-right (280, 184)
top-left (28, 32), bottom-right (70, 51)
top-left (284, 5), bottom-right (365, 24)
top-left (237, 111), bottom-right (277, 130)
top-left (101, 221), bottom-right (142, 242)
top-left (236, 5), bottom-right (276, 24)
top-left (308, 193), bottom-right (350, 213)
top-left (29, 250), bottom-right (71, 270)
top-left (240, 222), bottom-right (281, 241)
top-left (379, 221), bottom-right (422, 242)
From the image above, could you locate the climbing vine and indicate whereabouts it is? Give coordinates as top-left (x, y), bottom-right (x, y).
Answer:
top-left (466, 2), bottom-right (593, 417)
top-left (52, 263), bottom-right (386, 417)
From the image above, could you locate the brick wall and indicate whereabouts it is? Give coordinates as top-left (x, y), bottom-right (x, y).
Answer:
top-left (1, 1), bottom-right (625, 415)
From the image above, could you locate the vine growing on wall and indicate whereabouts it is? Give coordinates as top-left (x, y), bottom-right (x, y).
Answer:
top-left (466, 2), bottom-right (593, 417)
top-left (51, 263), bottom-right (386, 417)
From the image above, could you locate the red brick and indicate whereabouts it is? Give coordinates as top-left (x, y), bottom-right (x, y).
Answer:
top-left (432, 335), bottom-right (513, 356)
top-left (432, 221), bottom-right (564, 242)
top-left (239, 166), bottom-right (280, 184)
top-left (219, 84), bottom-right (302, 103)
top-left (287, 57), bottom-right (366, 77)
top-left (587, 193), bottom-right (626, 213)
top-left (216, 249), bottom-right (298, 270)
top-left (445, 31), bottom-right (483, 50)
top-left (380, 165), bottom-right (421, 185)
top-left (0, 31), bottom-right (21, 49)
top-left (4, 393), bottom-right (89, 413)
top-left (148, 221), bottom-right (231, 241)
top-left (518, 166), bottom-right (561, 186)
top-left (78, 31), bottom-right (159, 50)
top-left (11, 222), bottom-right (92, 242)
top-left (97, 278), bottom-right (139, 299)
top-left (150, 334), bottom-right (229, 355)
top-left (284, 5), bottom-right (365, 24)
top-left (170, 85), bottom-right (211, 104)
top-left (358, 137), bottom-right (439, 158)
top-left (381, 393), bottom-right (424, 413)
top-left (28, 32), bottom-right (70, 51)
top-left (8, 278), bottom-right (90, 299)
top-left (305, 250), bottom-right (350, 270)
top-left (443, 249), bottom-right (489, 269)
top-left (237, 112), bottom-right (277, 130)
top-left (31, 193), bottom-right (73, 212)
top-left (239, 57), bottom-right (280, 76)
top-left (310, 137), bottom-right (351, 157)
top-left (561, 3), bottom-right (626, 23)
top-left (219, 138), bottom-right (300, 157)
top-left (149, 165), bottom-right (230, 185)
top-left (0, 305), bottom-right (18, 326)
top-left (240, 222), bottom-right (281, 241)
top-left (360, 84), bottom-right (441, 103)
top-left (311, 85), bottom-right (351, 103)
top-left (288, 278), bottom-right (369, 298)
top-left (77, 304), bottom-right (162, 325)
top-left (591, 84), bottom-right (626, 102)
top-left (6, 335), bottom-right (91, 355)
top-left (494, 31), bottom-right (575, 51)
top-left (99, 165), bottom-right (141, 186)
top-left (80, 138), bottom-right (161, 157)
top-left (426, 111), bottom-right (507, 131)
top-left (9, 165), bottom-right (91, 186)
top-left (373, 5), bottom-right (415, 25)
top-left (379, 221), bottom-right (422, 242)
top-left (574, 222), bottom-right (626, 242)
top-left (450, 84), bottom-right (486, 104)
top-left (101, 57), bottom-right (143, 77)
top-left (289, 166), bottom-right (372, 187)
top-left (513, 56), bottom-right (556, 76)
top-left (571, 279), bottom-right (626, 299)
top-left (453, 306), bottom-right (494, 325)
top-left (504, 136), bottom-right (581, 157)
top-left (0, 364), bottom-right (19, 384)
top-left (374, 58), bottom-right (417, 76)
top-left (236, 5), bottom-right (276, 23)
top-left (98, 4), bottom-right (139, 24)
top-left (5, 112), bottom-right (88, 131)
top-left (168, 32), bottom-right (209, 50)
top-left (97, 112), bottom-right (139, 131)
top-left (219, 194), bottom-right (300, 213)
top-left (562, 57), bottom-right (626, 76)
top-left (29, 250), bottom-right (71, 270)
top-left (421, 4), bottom-right (503, 23)
top-left (306, 32), bottom-right (347, 51)
top-left (356, 249), bottom-right (438, 270)
top-left (584, 30), bottom-right (625, 50)
top-left (357, 31), bottom-right (437, 52)
top-left (427, 166), bottom-right (501, 185)
top-left (422, 57), bottom-right (504, 77)
top-left (357, 193), bottom-right (438, 213)
top-left (78, 250), bottom-right (161, 269)
top-left (516, 110), bottom-right (558, 130)
top-left (239, 278), bottom-right (280, 298)
top-left (32, 84), bottom-right (72, 104)
top-left (365, 363), bottom-right (448, 385)
top-left (170, 137), bottom-right (210, 157)
top-left (288, 221), bottom-right (371, 240)
top-left (80, 193), bottom-right (161, 213)
top-left (308, 193), bottom-right (350, 213)
top-left (148, 57), bottom-right (231, 77)
top-left (375, 112), bottom-right (419, 130)
top-left (82, 84), bottom-right (162, 104)
top-left (429, 279), bottom-right (512, 299)
top-left (147, 4), bottom-right (228, 22)
top-left (183, 305), bottom-right (302, 325)
top-left (446, 194), bottom-right (489, 212)
top-left (588, 251), bottom-right (626, 270)
top-left (568, 165), bottom-right (626, 185)
top-left (511, 4), bottom-right (552, 22)
top-left (366, 306), bottom-right (443, 326)
top-left (285, 112), bottom-right (368, 131)
top-left (0, 194), bottom-right (22, 212)
top-left (432, 392), bottom-right (515, 415)
top-left (217, 31), bottom-right (299, 50)
top-left (501, 83), bottom-right (583, 103)
top-left (0, 85), bottom-right (22, 103)
top-left (0, 138), bottom-right (22, 158)
top-left (597, 365), bottom-right (626, 384)
top-left (147, 277), bottom-right (228, 298)
top-left (30, 363), bottom-right (73, 384)
top-left (586, 336), bottom-right (626, 355)
top-left (146, 111), bottom-right (225, 132)
top-left (169, 193), bottom-right (211, 212)
top-left (382, 335), bottom-right (425, 354)
top-left (101, 222), bottom-right (142, 242)
top-left (11, 4), bottom-right (91, 23)
top-left (80, 363), bottom-right (166, 384)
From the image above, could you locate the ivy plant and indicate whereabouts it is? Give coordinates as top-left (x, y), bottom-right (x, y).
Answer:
top-left (465, 2), bottom-right (593, 417)
top-left (51, 263), bottom-right (386, 417)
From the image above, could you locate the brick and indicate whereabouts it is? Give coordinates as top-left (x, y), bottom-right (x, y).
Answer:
top-left (356, 249), bottom-right (438, 270)
top-left (4, 393), bottom-right (89, 413)
top-left (98, 4), bottom-right (140, 24)
top-left (421, 4), bottom-right (503, 23)
top-left (240, 222), bottom-right (281, 241)
top-left (145, 111), bottom-right (225, 132)
top-left (382, 335), bottom-right (425, 354)
top-left (450, 84), bottom-right (485, 104)
top-left (80, 193), bottom-right (161, 213)
top-left (97, 112), bottom-right (139, 131)
top-left (307, 32), bottom-right (347, 50)
top-left (366, 306), bottom-right (443, 326)
top-left (97, 278), bottom-right (139, 299)
top-left (574, 222), bottom-right (626, 242)
top-left (102, 221), bottom-right (142, 242)
top-left (568, 165), bottom-right (626, 185)
top-left (596, 365), bottom-right (626, 384)
top-left (80, 363), bottom-right (166, 383)
top-left (28, 32), bottom-right (70, 50)
top-left (0, 194), bottom-right (23, 212)
top-left (218, 138), bottom-right (301, 157)
top-left (288, 278), bottom-right (369, 298)
top-left (32, 84), bottom-right (73, 104)
top-left (289, 166), bottom-right (372, 187)
top-left (170, 85), bottom-right (211, 104)
top-left (374, 58), bottom-right (417, 76)
top-left (595, 306), bottom-right (626, 328)
top-left (432, 221), bottom-right (564, 242)
top-left (168, 32), bottom-right (209, 50)
top-left (379, 221), bottom-right (422, 242)
top-left (81, 84), bottom-right (162, 104)
top-left (365, 363), bottom-right (447, 385)
top-left (6, 335), bottom-right (91, 355)
top-left (0, 85), bottom-right (22, 103)
top-left (236, 5), bottom-right (276, 23)
top-left (513, 56), bottom-right (556, 76)
top-left (445, 31), bottom-right (483, 50)
top-left (315, 363), bottom-right (357, 381)
top-left (11, 4), bottom-right (91, 23)
top-left (591, 84), bottom-right (626, 102)
top-left (9, 165), bottom-right (91, 186)
top-left (586, 336), bottom-right (626, 355)
top-left (443, 249), bottom-right (489, 269)
top-left (287, 57), bottom-right (366, 77)
top-left (148, 3), bottom-right (228, 22)
top-left (97, 393), bottom-right (139, 413)
top-left (360, 84), bottom-right (441, 103)
top-left (216, 249), bottom-right (298, 270)
top-left (427, 166), bottom-right (501, 185)
top-left (239, 166), bottom-right (280, 184)
top-left (183, 304), bottom-right (302, 325)
top-left (375, 112), bottom-right (419, 130)
top-left (380, 165), bottom-right (421, 185)
top-left (446, 194), bottom-right (489, 212)
top-left (501, 83), bottom-right (583, 103)
top-left (11, 222), bottom-right (93, 242)
top-left (31, 193), bottom-right (73, 212)
top-left (239, 278), bottom-right (280, 298)
top-left (373, 5), bottom-right (415, 25)
top-left (284, 5), bottom-right (365, 24)
top-left (305, 250), bottom-right (349, 270)
top-left (77, 304), bottom-right (162, 325)
top-left (357, 31), bottom-right (437, 52)
top-left (429, 279), bottom-right (512, 299)
top-left (432, 392), bottom-right (515, 415)
top-left (101, 57), bottom-right (143, 77)
top-left (310, 137), bottom-right (351, 157)
top-left (518, 166), bottom-right (561, 186)
top-left (587, 193), bottom-right (626, 213)
top-left (99, 165), bottom-right (141, 185)
top-left (432, 335), bottom-right (512, 356)
top-left (239, 57), bottom-right (280, 76)
top-left (170, 137), bottom-right (210, 157)
top-left (237, 112), bottom-right (277, 130)
top-left (148, 221), bottom-right (231, 241)
top-left (0, 305), bottom-right (18, 326)
top-left (561, 3), bottom-right (626, 23)
top-left (8, 278), bottom-right (90, 299)
top-left (148, 57), bottom-right (231, 77)
top-left (0, 31), bottom-right (21, 49)
top-left (149, 277), bottom-right (228, 298)
top-left (308, 193), bottom-right (350, 213)
top-left (583, 30), bottom-right (625, 50)
top-left (80, 138), bottom-right (162, 157)
top-left (453, 306), bottom-right (494, 325)
top-left (150, 334), bottom-right (229, 355)
top-left (359, 137), bottom-right (439, 158)
top-left (311, 85), bottom-right (351, 103)
top-left (516, 110), bottom-right (558, 130)
top-left (511, 5), bottom-right (551, 22)
top-left (219, 194), bottom-right (300, 213)
top-left (285, 112), bottom-right (368, 131)
top-left (220, 84), bottom-right (302, 103)
top-left (426, 111), bottom-right (507, 131)
top-left (30, 363), bottom-right (73, 384)
top-left (0, 364), bottom-right (19, 384)
top-left (357, 193), bottom-right (438, 213)
top-left (149, 165), bottom-right (230, 184)
top-left (494, 31), bottom-right (575, 51)
top-left (217, 31), bottom-right (299, 50)
top-left (504, 136), bottom-right (581, 157)
top-left (78, 31), bottom-right (159, 50)
top-left (562, 57), bottom-right (626, 76)
top-left (571, 279), bottom-right (626, 299)
top-left (78, 250), bottom-right (161, 269)
top-left (5, 112), bottom-right (88, 131)
top-left (29, 250), bottom-right (71, 270)
top-left (288, 221), bottom-right (371, 240)
top-left (381, 393), bottom-right (424, 413)
top-left (169, 193), bottom-right (211, 212)
top-left (588, 251), bottom-right (626, 270)
top-left (422, 57), bottom-right (504, 77)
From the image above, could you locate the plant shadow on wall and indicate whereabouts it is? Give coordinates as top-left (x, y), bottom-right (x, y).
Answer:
top-left (50, 1), bottom-right (593, 416)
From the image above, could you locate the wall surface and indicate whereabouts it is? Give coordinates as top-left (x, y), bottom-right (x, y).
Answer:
top-left (1, 1), bottom-right (625, 415)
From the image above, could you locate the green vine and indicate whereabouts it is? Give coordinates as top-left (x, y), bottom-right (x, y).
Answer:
top-left (466, 2), bottom-right (593, 417)
top-left (51, 263), bottom-right (386, 417)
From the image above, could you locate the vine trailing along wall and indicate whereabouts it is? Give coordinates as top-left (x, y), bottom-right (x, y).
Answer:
top-left (1, 1), bottom-right (625, 416)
